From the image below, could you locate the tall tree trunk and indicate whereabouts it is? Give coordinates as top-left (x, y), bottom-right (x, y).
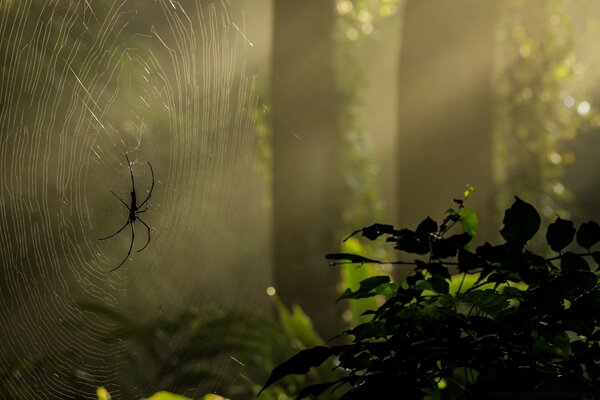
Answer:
top-left (272, 0), bottom-right (342, 337)
top-left (397, 0), bottom-right (499, 241)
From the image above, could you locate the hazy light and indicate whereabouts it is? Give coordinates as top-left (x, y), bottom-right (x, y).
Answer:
top-left (361, 23), bottom-right (373, 35)
top-left (520, 87), bottom-right (532, 100)
top-left (380, 4), bottom-right (397, 17)
top-left (519, 44), bottom-right (531, 58)
top-left (577, 101), bottom-right (591, 116)
top-left (346, 28), bottom-right (359, 41)
top-left (336, 0), bottom-right (353, 15)
top-left (357, 10), bottom-right (372, 23)
top-left (548, 152), bottom-right (562, 165)
top-left (266, 286), bottom-right (276, 296)
top-left (563, 95), bottom-right (575, 108)
top-left (552, 182), bottom-right (565, 195)
top-left (342, 309), bottom-right (353, 322)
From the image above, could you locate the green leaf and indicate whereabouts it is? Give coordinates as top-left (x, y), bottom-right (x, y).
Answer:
top-left (459, 208), bottom-right (479, 237)
top-left (259, 346), bottom-right (333, 395)
top-left (274, 299), bottom-right (324, 348)
top-left (463, 289), bottom-right (509, 317)
top-left (147, 392), bottom-right (193, 400)
top-left (546, 216), bottom-right (575, 252)
top-left (533, 332), bottom-right (571, 360)
top-left (96, 388), bottom-right (111, 400)
top-left (500, 197), bottom-right (541, 246)
top-left (338, 276), bottom-right (393, 302)
top-left (339, 238), bottom-right (383, 324)
top-left (576, 221), bottom-right (600, 249)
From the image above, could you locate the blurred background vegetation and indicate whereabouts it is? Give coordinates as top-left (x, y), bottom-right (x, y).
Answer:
top-left (0, 0), bottom-right (599, 398)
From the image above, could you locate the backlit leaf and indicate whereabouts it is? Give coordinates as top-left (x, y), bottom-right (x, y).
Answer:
top-left (576, 221), bottom-right (600, 249)
top-left (561, 252), bottom-right (590, 273)
top-left (546, 216), bottom-right (575, 252)
top-left (459, 208), bottom-right (479, 237)
top-left (338, 276), bottom-right (392, 302)
top-left (259, 346), bottom-right (333, 395)
top-left (416, 217), bottom-right (438, 236)
top-left (500, 197), bottom-right (540, 246)
top-left (147, 392), bottom-right (192, 400)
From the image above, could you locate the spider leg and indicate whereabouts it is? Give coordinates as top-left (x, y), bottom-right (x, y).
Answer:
top-left (98, 219), bottom-right (130, 240)
top-left (136, 217), bottom-right (151, 252)
top-left (111, 191), bottom-right (130, 210)
top-left (110, 223), bottom-right (135, 272)
top-left (137, 161), bottom-right (154, 209)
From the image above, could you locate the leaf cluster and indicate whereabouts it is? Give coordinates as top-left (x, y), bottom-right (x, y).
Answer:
top-left (77, 298), bottom-right (338, 400)
top-left (261, 197), bottom-right (600, 399)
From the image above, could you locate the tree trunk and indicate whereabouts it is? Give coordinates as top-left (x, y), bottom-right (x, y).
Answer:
top-left (397, 0), bottom-right (499, 241)
top-left (272, 0), bottom-right (342, 338)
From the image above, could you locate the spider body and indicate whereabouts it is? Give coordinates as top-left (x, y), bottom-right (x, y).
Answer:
top-left (99, 155), bottom-right (154, 271)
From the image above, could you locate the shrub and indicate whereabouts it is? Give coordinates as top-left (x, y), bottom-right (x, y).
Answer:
top-left (260, 197), bottom-right (600, 399)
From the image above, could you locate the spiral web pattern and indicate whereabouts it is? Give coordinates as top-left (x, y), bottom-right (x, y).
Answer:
top-left (0, 1), bottom-right (268, 398)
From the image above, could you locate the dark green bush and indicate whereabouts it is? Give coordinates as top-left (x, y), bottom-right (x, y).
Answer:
top-left (260, 198), bottom-right (600, 399)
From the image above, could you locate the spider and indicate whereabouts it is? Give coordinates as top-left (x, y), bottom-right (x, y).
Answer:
top-left (99, 154), bottom-right (154, 271)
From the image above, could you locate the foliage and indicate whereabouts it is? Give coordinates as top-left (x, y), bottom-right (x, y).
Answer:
top-left (260, 198), bottom-right (600, 399)
top-left (79, 297), bottom-right (340, 400)
top-left (96, 387), bottom-right (229, 400)
top-left (335, 0), bottom-right (401, 229)
top-left (495, 0), bottom-right (580, 218)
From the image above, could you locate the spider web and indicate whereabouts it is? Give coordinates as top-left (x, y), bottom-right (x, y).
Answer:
top-left (0, 1), bottom-right (268, 398)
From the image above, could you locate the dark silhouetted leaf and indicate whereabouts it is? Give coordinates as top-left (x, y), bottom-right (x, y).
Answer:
top-left (593, 251), bottom-right (600, 270)
top-left (259, 346), bottom-right (333, 395)
top-left (500, 197), bottom-right (541, 246)
top-left (389, 229), bottom-right (429, 254)
top-left (337, 276), bottom-right (392, 302)
top-left (448, 232), bottom-right (472, 248)
top-left (297, 381), bottom-right (339, 400)
top-left (326, 253), bottom-right (382, 265)
top-left (431, 238), bottom-right (456, 259)
top-left (546, 216), bottom-right (575, 252)
top-left (344, 224), bottom-right (396, 242)
top-left (416, 217), bottom-right (437, 236)
top-left (429, 277), bottom-right (449, 294)
top-left (561, 252), bottom-right (590, 273)
top-left (423, 262), bottom-right (451, 279)
top-left (458, 249), bottom-right (480, 273)
top-left (576, 221), bottom-right (600, 249)
top-left (348, 321), bottom-right (388, 340)
top-left (338, 352), bottom-right (371, 370)
top-left (570, 289), bottom-right (600, 315)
